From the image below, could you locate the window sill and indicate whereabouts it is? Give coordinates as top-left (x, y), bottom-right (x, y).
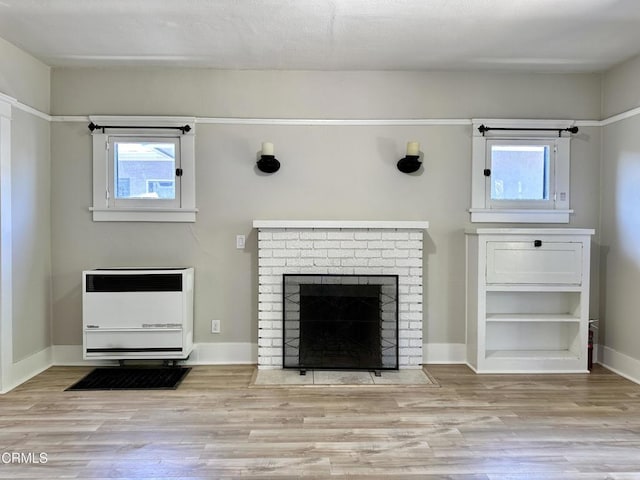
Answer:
top-left (469, 209), bottom-right (572, 224)
top-left (90, 207), bottom-right (198, 223)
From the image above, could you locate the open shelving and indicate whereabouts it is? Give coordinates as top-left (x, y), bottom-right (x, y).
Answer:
top-left (465, 228), bottom-right (594, 373)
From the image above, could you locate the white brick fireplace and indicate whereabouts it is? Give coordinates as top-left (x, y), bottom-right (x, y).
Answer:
top-left (254, 220), bottom-right (429, 369)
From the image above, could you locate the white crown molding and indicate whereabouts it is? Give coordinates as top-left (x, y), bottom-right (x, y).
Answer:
top-left (0, 92), bottom-right (52, 121)
top-left (49, 111), bottom-right (640, 127)
top-left (51, 115), bottom-right (90, 122)
top-left (574, 120), bottom-right (602, 127)
top-left (46, 114), bottom-right (471, 126)
top-left (599, 105), bottom-right (640, 126)
top-left (0, 94), bottom-right (14, 119)
top-left (0, 92), bottom-right (17, 106)
top-left (88, 115), bottom-right (196, 126)
top-left (196, 117), bottom-right (472, 126)
top-left (14, 102), bottom-right (52, 121)
top-left (472, 118), bottom-right (576, 129)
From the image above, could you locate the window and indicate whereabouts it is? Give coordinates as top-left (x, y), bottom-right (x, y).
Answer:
top-left (470, 119), bottom-right (573, 223)
top-left (90, 116), bottom-right (197, 222)
top-left (486, 140), bottom-right (554, 208)
top-left (109, 137), bottom-right (180, 207)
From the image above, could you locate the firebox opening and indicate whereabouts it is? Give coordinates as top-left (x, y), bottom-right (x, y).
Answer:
top-left (283, 275), bottom-right (398, 371)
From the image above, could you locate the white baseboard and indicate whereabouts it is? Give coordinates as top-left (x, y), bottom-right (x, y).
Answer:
top-left (52, 342), bottom-right (466, 367)
top-left (5, 342), bottom-right (635, 393)
top-left (187, 342), bottom-right (257, 364)
top-left (599, 345), bottom-right (640, 386)
top-left (52, 345), bottom-right (118, 366)
top-left (423, 343), bottom-right (467, 364)
top-left (0, 347), bottom-right (52, 394)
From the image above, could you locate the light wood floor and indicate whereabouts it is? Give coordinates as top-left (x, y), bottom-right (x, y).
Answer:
top-left (1, 364), bottom-right (640, 479)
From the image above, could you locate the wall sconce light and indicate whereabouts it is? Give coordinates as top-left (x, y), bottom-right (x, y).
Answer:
top-left (256, 142), bottom-right (281, 173)
top-left (397, 141), bottom-right (422, 173)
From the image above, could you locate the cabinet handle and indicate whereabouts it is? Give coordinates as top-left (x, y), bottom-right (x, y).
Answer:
top-left (534, 240), bottom-right (542, 247)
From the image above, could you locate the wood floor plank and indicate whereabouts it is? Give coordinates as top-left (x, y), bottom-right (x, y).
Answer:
top-left (0, 364), bottom-right (639, 478)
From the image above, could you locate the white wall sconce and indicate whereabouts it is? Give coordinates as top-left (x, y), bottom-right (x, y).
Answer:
top-left (256, 142), bottom-right (281, 173)
top-left (397, 141), bottom-right (422, 173)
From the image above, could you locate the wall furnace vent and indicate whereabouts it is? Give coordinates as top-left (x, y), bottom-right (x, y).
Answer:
top-left (82, 267), bottom-right (194, 360)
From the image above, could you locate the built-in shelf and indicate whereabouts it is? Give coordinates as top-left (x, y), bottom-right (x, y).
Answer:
top-left (485, 349), bottom-right (578, 360)
top-left (486, 285), bottom-right (583, 292)
top-left (465, 228), bottom-right (594, 373)
top-left (486, 314), bottom-right (580, 323)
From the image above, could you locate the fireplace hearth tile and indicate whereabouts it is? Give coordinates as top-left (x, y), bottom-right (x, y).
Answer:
top-left (313, 371), bottom-right (374, 385)
top-left (370, 369), bottom-right (433, 385)
top-left (251, 368), bottom-right (437, 387)
top-left (252, 369), bottom-right (314, 386)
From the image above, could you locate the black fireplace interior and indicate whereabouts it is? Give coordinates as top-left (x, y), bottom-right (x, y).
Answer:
top-left (283, 275), bottom-right (398, 371)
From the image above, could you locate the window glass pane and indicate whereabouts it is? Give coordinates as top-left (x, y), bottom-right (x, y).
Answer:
top-left (114, 141), bottom-right (176, 199)
top-left (490, 145), bottom-right (549, 201)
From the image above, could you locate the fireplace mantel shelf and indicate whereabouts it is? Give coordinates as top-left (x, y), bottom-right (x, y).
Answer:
top-left (253, 220), bottom-right (429, 230)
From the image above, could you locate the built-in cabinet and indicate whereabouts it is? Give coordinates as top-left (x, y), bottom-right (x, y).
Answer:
top-left (466, 229), bottom-right (594, 373)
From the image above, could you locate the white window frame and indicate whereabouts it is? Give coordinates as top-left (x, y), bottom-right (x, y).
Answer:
top-left (90, 116), bottom-right (197, 222)
top-left (470, 119), bottom-right (573, 223)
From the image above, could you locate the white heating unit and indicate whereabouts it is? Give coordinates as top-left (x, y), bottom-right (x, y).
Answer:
top-left (82, 267), bottom-right (194, 360)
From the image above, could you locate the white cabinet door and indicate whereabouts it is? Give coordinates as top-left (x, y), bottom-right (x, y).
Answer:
top-left (486, 241), bottom-right (583, 284)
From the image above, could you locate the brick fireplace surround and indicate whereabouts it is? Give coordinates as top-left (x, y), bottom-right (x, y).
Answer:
top-left (254, 220), bottom-right (429, 369)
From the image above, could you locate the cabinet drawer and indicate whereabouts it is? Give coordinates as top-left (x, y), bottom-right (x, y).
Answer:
top-left (486, 241), bottom-right (582, 284)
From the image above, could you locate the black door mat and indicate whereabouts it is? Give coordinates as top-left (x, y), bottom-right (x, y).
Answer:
top-left (66, 366), bottom-right (191, 391)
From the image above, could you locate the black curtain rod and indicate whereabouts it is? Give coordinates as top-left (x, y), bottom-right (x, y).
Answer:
top-left (478, 124), bottom-right (578, 137)
top-left (88, 122), bottom-right (191, 134)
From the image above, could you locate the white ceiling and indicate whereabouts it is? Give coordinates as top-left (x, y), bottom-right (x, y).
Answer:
top-left (1, 0), bottom-right (639, 72)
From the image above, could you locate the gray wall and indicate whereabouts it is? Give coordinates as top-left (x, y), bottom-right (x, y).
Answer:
top-left (602, 54), bottom-right (640, 118)
top-left (0, 37), bottom-right (52, 363)
top-left (600, 54), bottom-right (640, 360)
top-left (11, 110), bottom-right (52, 361)
top-left (50, 68), bottom-right (602, 351)
top-left (51, 69), bottom-right (602, 119)
top-left (0, 36), bottom-right (50, 113)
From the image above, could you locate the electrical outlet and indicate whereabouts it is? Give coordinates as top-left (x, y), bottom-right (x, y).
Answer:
top-left (236, 235), bottom-right (246, 249)
top-left (211, 320), bottom-right (221, 333)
